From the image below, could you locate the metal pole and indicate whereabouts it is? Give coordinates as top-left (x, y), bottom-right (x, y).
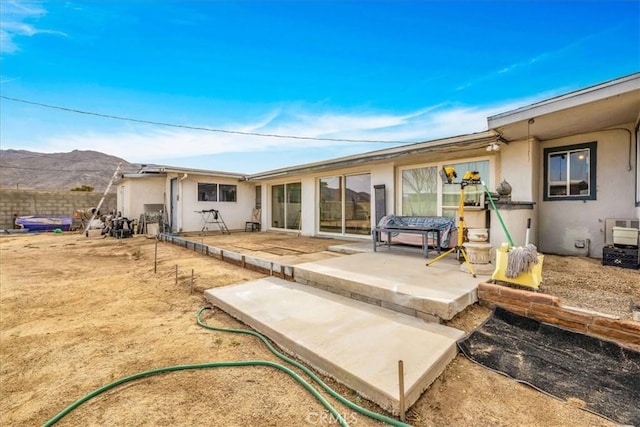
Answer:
top-left (154, 238), bottom-right (158, 274)
top-left (175, 265), bottom-right (178, 285)
top-left (83, 162), bottom-right (122, 236)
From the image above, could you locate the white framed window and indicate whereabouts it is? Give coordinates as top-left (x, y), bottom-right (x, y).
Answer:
top-left (400, 159), bottom-right (490, 217)
top-left (544, 142), bottom-right (596, 201)
top-left (197, 183), bottom-right (237, 202)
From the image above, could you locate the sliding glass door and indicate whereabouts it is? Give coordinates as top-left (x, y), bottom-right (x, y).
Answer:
top-left (319, 177), bottom-right (342, 233)
top-left (271, 183), bottom-right (301, 230)
top-left (345, 174), bottom-right (371, 235)
top-left (319, 174), bottom-right (371, 235)
top-left (285, 182), bottom-right (301, 230)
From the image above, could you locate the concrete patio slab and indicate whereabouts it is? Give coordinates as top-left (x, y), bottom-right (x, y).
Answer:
top-left (204, 277), bottom-right (465, 415)
top-left (293, 251), bottom-right (480, 321)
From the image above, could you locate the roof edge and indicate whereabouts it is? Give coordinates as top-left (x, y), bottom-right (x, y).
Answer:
top-left (487, 72), bottom-right (640, 129)
top-left (141, 165), bottom-right (246, 179)
top-left (245, 130), bottom-right (498, 180)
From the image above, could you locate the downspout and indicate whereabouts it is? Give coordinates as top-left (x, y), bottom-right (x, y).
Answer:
top-left (179, 173), bottom-right (188, 232)
top-left (635, 115), bottom-right (640, 208)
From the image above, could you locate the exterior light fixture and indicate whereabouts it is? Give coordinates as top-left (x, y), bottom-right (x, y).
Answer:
top-left (486, 143), bottom-right (500, 151)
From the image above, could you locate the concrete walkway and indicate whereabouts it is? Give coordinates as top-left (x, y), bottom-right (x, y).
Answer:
top-left (294, 250), bottom-right (480, 321)
top-left (204, 277), bottom-right (465, 415)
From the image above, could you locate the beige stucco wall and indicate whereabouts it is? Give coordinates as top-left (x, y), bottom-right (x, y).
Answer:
top-left (165, 173), bottom-right (255, 232)
top-left (497, 138), bottom-right (536, 201)
top-left (256, 162), bottom-right (396, 238)
top-left (117, 176), bottom-right (165, 222)
top-left (255, 151), bottom-right (500, 240)
top-left (536, 125), bottom-right (637, 257)
top-left (491, 138), bottom-right (541, 247)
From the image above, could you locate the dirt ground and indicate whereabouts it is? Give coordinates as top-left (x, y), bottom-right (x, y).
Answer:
top-left (1, 231), bottom-right (637, 426)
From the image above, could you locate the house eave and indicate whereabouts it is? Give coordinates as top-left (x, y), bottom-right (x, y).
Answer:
top-left (141, 165), bottom-right (246, 180)
top-left (244, 130), bottom-right (499, 180)
top-left (488, 72), bottom-right (640, 130)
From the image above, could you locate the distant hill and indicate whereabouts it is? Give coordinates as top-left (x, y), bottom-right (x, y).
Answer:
top-left (0, 149), bottom-right (140, 192)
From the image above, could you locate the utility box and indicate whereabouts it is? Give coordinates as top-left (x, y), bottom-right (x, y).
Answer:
top-left (612, 227), bottom-right (639, 247)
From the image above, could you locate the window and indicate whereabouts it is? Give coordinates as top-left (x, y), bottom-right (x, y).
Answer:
top-left (345, 174), bottom-right (371, 235)
top-left (219, 184), bottom-right (237, 202)
top-left (402, 166), bottom-right (438, 216)
top-left (319, 174), bottom-right (371, 235)
top-left (441, 160), bottom-right (489, 217)
top-left (197, 183), bottom-right (237, 202)
top-left (544, 142), bottom-right (596, 201)
top-left (255, 185), bottom-right (262, 209)
top-left (198, 183), bottom-right (217, 201)
top-left (401, 161), bottom-right (489, 218)
top-left (319, 177), bottom-right (342, 233)
top-left (271, 183), bottom-right (301, 229)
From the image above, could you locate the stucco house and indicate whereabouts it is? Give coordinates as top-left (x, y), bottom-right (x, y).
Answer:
top-left (117, 72), bottom-right (640, 258)
top-left (487, 73), bottom-right (639, 256)
top-left (117, 166), bottom-right (256, 233)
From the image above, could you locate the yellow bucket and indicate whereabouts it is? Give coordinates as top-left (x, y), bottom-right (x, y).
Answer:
top-left (491, 244), bottom-right (544, 289)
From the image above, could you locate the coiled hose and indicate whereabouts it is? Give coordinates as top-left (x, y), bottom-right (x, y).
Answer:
top-left (41, 307), bottom-right (412, 427)
top-left (196, 307), bottom-right (412, 427)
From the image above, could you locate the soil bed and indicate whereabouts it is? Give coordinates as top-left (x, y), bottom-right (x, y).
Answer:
top-left (1, 231), bottom-right (636, 426)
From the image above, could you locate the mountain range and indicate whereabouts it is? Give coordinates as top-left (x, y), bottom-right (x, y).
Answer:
top-left (0, 149), bottom-right (140, 192)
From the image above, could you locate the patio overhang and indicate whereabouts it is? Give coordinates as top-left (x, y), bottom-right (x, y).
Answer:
top-left (488, 73), bottom-right (640, 141)
top-left (244, 130), bottom-right (500, 180)
top-left (138, 165), bottom-right (246, 180)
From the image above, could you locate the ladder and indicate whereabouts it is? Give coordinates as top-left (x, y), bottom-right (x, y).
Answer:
top-left (197, 209), bottom-right (230, 235)
top-left (84, 162), bottom-right (122, 236)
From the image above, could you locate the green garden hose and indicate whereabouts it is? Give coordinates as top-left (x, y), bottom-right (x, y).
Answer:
top-left (482, 182), bottom-right (515, 247)
top-left (43, 359), bottom-right (347, 427)
top-left (41, 307), bottom-right (412, 427)
top-left (197, 307), bottom-right (412, 427)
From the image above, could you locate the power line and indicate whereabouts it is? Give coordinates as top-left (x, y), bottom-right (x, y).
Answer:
top-left (0, 95), bottom-right (411, 144)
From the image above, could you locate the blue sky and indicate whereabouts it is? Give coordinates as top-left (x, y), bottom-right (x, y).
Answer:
top-left (1, 0), bottom-right (638, 174)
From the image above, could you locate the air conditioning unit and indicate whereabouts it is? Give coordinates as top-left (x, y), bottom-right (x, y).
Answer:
top-left (604, 218), bottom-right (640, 245)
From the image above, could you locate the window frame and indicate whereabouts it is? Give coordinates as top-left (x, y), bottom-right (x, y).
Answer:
top-left (318, 173), bottom-right (371, 236)
top-left (197, 182), bottom-right (237, 203)
top-left (543, 142), bottom-right (597, 201)
top-left (398, 158), bottom-right (490, 217)
top-left (197, 183), bottom-right (217, 202)
top-left (218, 184), bottom-right (237, 202)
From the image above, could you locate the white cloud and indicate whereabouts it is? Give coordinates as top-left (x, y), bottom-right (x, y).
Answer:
top-left (28, 99), bottom-right (541, 166)
top-left (0, 1), bottom-right (67, 54)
